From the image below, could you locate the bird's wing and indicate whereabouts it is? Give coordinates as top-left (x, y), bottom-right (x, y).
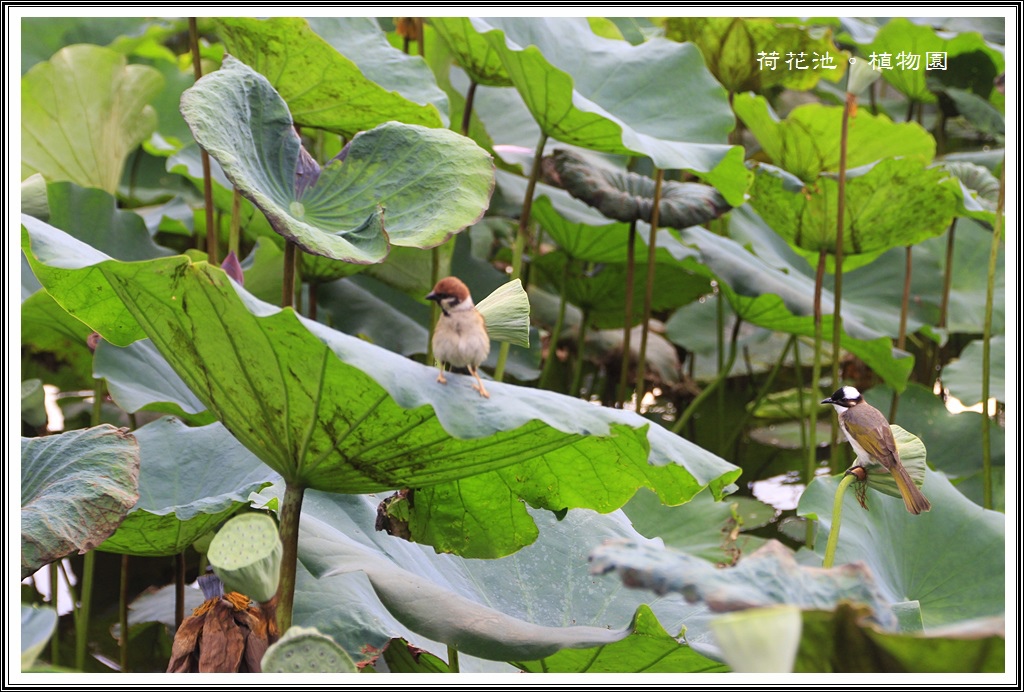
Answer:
top-left (844, 417), bottom-right (901, 470)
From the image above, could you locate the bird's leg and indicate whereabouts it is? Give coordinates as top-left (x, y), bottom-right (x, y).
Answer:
top-left (436, 364), bottom-right (448, 385)
top-left (469, 366), bottom-right (490, 398)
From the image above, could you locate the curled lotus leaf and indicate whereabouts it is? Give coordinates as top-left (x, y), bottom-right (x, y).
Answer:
top-left (544, 149), bottom-right (731, 229)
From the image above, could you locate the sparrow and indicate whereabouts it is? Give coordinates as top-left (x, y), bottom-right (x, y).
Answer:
top-left (822, 386), bottom-right (931, 514)
top-left (426, 276), bottom-right (491, 398)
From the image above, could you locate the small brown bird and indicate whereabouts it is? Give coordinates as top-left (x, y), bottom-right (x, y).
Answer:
top-left (426, 277), bottom-right (491, 398)
top-left (822, 386), bottom-right (931, 514)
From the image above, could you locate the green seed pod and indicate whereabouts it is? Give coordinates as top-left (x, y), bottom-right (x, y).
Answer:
top-left (261, 626), bottom-right (356, 673)
top-left (208, 513), bottom-right (282, 604)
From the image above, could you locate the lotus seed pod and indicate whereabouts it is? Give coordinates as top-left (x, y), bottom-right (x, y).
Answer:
top-left (208, 513), bottom-right (282, 604)
top-left (261, 626), bottom-right (356, 673)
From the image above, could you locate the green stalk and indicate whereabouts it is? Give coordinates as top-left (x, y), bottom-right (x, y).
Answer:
top-left (189, 18), bottom-right (217, 264)
top-left (447, 645), bottom-right (460, 673)
top-left (72, 377), bottom-right (107, 669)
top-left (822, 473), bottom-right (857, 568)
top-left (792, 336), bottom-right (809, 454)
top-left (672, 316), bottom-right (741, 435)
top-left (50, 565), bottom-right (60, 665)
top-left (616, 220), bottom-right (638, 408)
top-left (229, 188), bottom-right (241, 258)
top-left (74, 551), bottom-right (95, 670)
top-left (724, 334), bottom-right (796, 452)
top-left (494, 132), bottom-right (548, 382)
top-left (829, 91), bottom-right (854, 473)
top-left (119, 554), bottom-right (129, 672)
top-left (715, 290), bottom-right (726, 451)
top-left (926, 219), bottom-right (959, 386)
top-left (175, 552), bottom-right (185, 631)
top-left (889, 245), bottom-right (913, 421)
top-left (460, 80), bottom-right (478, 138)
top-left (539, 260), bottom-right (571, 390)
top-left (276, 481), bottom-right (306, 633)
top-left (570, 308), bottom-right (591, 397)
top-left (981, 162), bottom-right (1004, 509)
top-left (808, 249), bottom-right (827, 544)
top-left (282, 240), bottom-right (297, 309)
top-left (635, 169), bottom-right (664, 407)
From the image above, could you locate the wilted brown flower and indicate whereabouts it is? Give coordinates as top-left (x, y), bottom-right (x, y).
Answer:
top-left (167, 592), bottom-right (279, 673)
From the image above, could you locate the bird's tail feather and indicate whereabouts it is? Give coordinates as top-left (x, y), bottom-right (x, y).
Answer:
top-left (891, 464), bottom-right (931, 514)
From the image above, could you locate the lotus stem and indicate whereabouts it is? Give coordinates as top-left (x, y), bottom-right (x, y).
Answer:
top-left (982, 161), bottom-right (1004, 509)
top-left (635, 169), bottom-right (664, 406)
top-left (189, 18), bottom-right (217, 264)
top-left (50, 565), bottom-right (60, 665)
top-left (447, 645), bottom-right (460, 673)
top-left (229, 188), bottom-right (241, 258)
top-left (120, 554), bottom-right (129, 672)
top-left (495, 132), bottom-right (548, 382)
top-left (672, 315), bottom-right (741, 434)
top-left (889, 245), bottom-right (913, 421)
top-left (829, 91), bottom-right (854, 473)
top-left (617, 220), bottom-right (638, 408)
top-left (282, 240), bottom-right (297, 309)
top-left (277, 481), bottom-right (306, 633)
top-left (724, 334), bottom-right (796, 452)
top-left (461, 80), bottom-right (478, 138)
top-left (571, 308), bottom-right (591, 397)
top-left (540, 259), bottom-right (570, 390)
top-left (809, 249), bottom-right (826, 544)
top-left (75, 550), bottom-right (95, 670)
top-left (823, 473), bottom-right (857, 568)
top-left (175, 552), bottom-right (185, 631)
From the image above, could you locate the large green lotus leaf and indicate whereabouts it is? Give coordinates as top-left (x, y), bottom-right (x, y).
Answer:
top-left (466, 17), bottom-right (749, 206)
top-left (215, 17), bottom-right (446, 135)
top-left (941, 336), bottom-right (1005, 406)
top-left (866, 18), bottom-right (1004, 103)
top-left (44, 181), bottom-right (172, 261)
top-left (99, 417), bottom-right (276, 556)
top-left (21, 288), bottom-right (95, 391)
top-left (733, 94), bottom-right (935, 182)
top-left (664, 17), bottom-right (846, 93)
top-left (623, 487), bottom-right (772, 563)
top-left (296, 490), bottom-right (724, 668)
top-left (680, 218), bottom-right (914, 391)
top-left (21, 44), bottom-right (163, 194)
top-left (590, 539), bottom-right (898, 630)
top-left (21, 425), bottom-right (140, 578)
top-left (93, 339), bottom-right (213, 425)
top-left (798, 469), bottom-right (1004, 629)
top-left (793, 605), bottom-right (1004, 673)
top-left (180, 56), bottom-right (494, 261)
top-left (431, 17), bottom-right (512, 87)
top-left (750, 159), bottom-right (961, 273)
top-left (23, 221), bottom-right (740, 557)
top-left (20, 17), bottom-right (148, 73)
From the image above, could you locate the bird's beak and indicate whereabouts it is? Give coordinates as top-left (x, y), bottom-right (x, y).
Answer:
top-left (425, 291), bottom-right (438, 302)
top-left (820, 397), bottom-right (832, 405)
